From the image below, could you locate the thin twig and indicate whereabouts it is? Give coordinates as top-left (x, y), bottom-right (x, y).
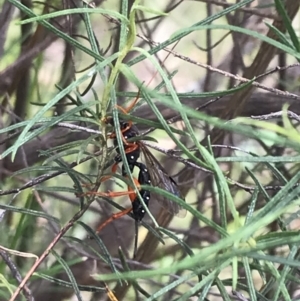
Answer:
top-left (137, 34), bottom-right (300, 100)
top-left (8, 198), bottom-right (95, 301)
top-left (194, 0), bottom-right (279, 20)
top-left (0, 149), bottom-right (111, 196)
top-left (143, 141), bottom-right (298, 192)
top-left (0, 249), bottom-right (34, 301)
top-left (251, 110), bottom-right (300, 122)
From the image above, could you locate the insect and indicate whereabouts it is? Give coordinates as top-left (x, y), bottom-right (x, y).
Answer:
top-left (105, 117), bottom-right (141, 175)
top-left (94, 161), bottom-right (151, 234)
top-left (85, 87), bottom-right (185, 246)
top-left (106, 115), bottom-right (186, 218)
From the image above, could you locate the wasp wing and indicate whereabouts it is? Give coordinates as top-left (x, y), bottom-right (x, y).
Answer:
top-left (139, 143), bottom-right (186, 217)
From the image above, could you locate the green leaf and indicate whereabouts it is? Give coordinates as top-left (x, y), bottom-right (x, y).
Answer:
top-left (18, 8), bottom-right (129, 25)
top-left (172, 24), bottom-right (300, 60)
top-left (275, 0), bottom-right (300, 52)
top-left (51, 250), bottom-right (83, 301)
top-left (134, 5), bottom-right (168, 16)
top-left (0, 204), bottom-right (59, 223)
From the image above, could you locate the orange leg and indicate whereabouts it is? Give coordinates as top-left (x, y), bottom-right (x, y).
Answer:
top-left (103, 117), bottom-right (133, 145)
top-left (124, 143), bottom-right (139, 152)
top-left (108, 125), bottom-right (138, 147)
top-left (110, 118), bottom-right (133, 140)
top-left (112, 90), bottom-right (141, 136)
top-left (100, 163), bottom-right (119, 182)
top-left (99, 142), bottom-right (139, 182)
top-left (82, 140), bottom-right (139, 187)
top-left (105, 88), bottom-right (141, 140)
top-left (95, 192), bottom-right (138, 234)
top-left (78, 182), bottom-right (135, 198)
top-left (96, 90), bottom-right (141, 195)
top-left (79, 162), bottom-right (120, 190)
top-left (83, 177), bottom-right (140, 197)
top-left (104, 89), bottom-right (142, 149)
top-left (83, 189), bottom-right (136, 198)
top-left (95, 207), bottom-right (132, 234)
top-left (94, 179), bottom-right (140, 234)
top-left (118, 88), bottom-right (141, 114)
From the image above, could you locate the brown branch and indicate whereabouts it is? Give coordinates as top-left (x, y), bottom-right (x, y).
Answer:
top-left (8, 182), bottom-right (104, 301)
top-left (0, 249), bottom-right (33, 301)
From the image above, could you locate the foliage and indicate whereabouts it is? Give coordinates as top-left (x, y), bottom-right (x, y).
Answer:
top-left (0, 0), bottom-right (300, 300)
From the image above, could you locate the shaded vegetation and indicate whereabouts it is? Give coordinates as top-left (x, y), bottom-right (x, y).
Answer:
top-left (0, 0), bottom-right (300, 300)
